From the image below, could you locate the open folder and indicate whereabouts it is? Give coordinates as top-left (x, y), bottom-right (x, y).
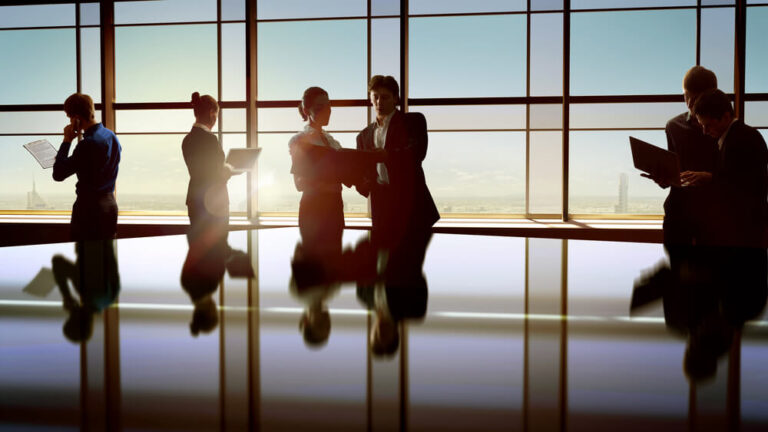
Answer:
top-left (24, 139), bottom-right (57, 169)
top-left (226, 148), bottom-right (261, 173)
top-left (629, 136), bottom-right (681, 187)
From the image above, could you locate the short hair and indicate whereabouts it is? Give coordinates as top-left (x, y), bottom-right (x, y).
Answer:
top-left (64, 93), bottom-right (95, 120)
top-left (368, 75), bottom-right (399, 102)
top-left (683, 66), bottom-right (718, 94)
top-left (191, 92), bottom-right (219, 119)
top-left (298, 86), bottom-right (328, 121)
top-left (692, 89), bottom-right (734, 119)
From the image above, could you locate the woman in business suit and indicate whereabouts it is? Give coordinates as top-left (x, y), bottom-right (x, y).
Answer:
top-left (289, 87), bottom-right (346, 248)
top-left (182, 92), bottom-right (236, 245)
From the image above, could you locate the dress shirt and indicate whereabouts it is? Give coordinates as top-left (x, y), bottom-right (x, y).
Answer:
top-left (53, 123), bottom-right (121, 196)
top-left (192, 122), bottom-right (214, 134)
top-left (289, 124), bottom-right (342, 193)
top-left (717, 118), bottom-right (739, 150)
top-left (374, 110), bottom-right (395, 185)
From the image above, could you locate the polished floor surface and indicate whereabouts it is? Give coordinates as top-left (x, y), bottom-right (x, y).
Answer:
top-left (1, 228), bottom-right (767, 431)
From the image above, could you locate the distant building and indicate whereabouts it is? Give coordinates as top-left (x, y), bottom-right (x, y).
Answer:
top-left (27, 179), bottom-right (49, 210)
top-left (615, 173), bottom-right (628, 213)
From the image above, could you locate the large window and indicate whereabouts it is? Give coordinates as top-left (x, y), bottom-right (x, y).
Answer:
top-left (0, 1), bottom-right (763, 220)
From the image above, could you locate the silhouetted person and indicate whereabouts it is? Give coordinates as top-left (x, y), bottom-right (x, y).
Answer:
top-left (643, 66), bottom-right (719, 246)
top-left (692, 89), bottom-right (768, 247)
top-left (182, 92), bottom-right (240, 248)
top-left (356, 231), bottom-right (432, 357)
top-left (632, 245), bottom-right (767, 382)
top-left (52, 240), bottom-right (120, 343)
top-left (289, 231), bottom-right (345, 349)
top-left (356, 75), bottom-right (439, 248)
top-left (289, 87), bottom-right (346, 248)
top-left (53, 93), bottom-right (121, 241)
top-left (180, 233), bottom-right (228, 337)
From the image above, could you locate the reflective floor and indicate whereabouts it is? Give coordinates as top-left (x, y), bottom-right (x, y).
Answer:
top-left (1, 228), bottom-right (767, 431)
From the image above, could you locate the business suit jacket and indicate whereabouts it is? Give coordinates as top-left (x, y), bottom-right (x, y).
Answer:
top-left (182, 126), bottom-right (230, 220)
top-left (711, 120), bottom-right (768, 246)
top-left (356, 110), bottom-right (439, 243)
top-left (664, 113), bottom-right (719, 245)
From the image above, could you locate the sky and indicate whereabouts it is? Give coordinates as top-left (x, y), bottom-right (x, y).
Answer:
top-left (0, 1), bottom-right (765, 215)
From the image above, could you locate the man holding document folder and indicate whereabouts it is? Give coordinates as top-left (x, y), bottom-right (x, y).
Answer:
top-left (53, 93), bottom-right (121, 241)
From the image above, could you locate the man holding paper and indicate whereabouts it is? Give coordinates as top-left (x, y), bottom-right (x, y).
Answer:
top-left (53, 93), bottom-right (121, 241)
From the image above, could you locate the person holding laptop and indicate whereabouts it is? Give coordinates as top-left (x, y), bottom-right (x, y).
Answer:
top-left (182, 92), bottom-right (240, 244)
top-left (643, 66), bottom-right (719, 246)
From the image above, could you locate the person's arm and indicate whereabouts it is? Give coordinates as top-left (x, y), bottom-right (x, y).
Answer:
top-left (355, 132), bottom-right (373, 197)
top-left (52, 124), bottom-right (84, 182)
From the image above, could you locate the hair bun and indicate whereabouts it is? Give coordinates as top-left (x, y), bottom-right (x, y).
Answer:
top-left (191, 92), bottom-right (201, 106)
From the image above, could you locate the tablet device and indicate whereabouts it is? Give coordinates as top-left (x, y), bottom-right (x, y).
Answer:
top-left (629, 137), bottom-right (681, 187)
top-left (226, 148), bottom-right (261, 172)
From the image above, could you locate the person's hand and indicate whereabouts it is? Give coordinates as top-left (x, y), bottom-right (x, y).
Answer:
top-left (680, 171), bottom-right (712, 187)
top-left (640, 172), bottom-right (670, 188)
top-left (63, 124), bottom-right (78, 143)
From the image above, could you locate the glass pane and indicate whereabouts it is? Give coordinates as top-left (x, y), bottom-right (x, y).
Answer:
top-left (81, 27), bottom-right (102, 104)
top-left (409, 0), bottom-right (525, 14)
top-left (572, 0), bottom-right (694, 8)
top-left (409, 15), bottom-right (526, 98)
top-left (423, 132), bottom-right (525, 215)
top-left (221, 133), bottom-right (247, 214)
top-left (222, 23), bottom-right (246, 101)
top-left (371, 18), bottom-right (400, 85)
top-left (80, 3), bottom-right (100, 26)
top-left (530, 104), bottom-right (562, 130)
top-left (570, 103), bottom-right (684, 129)
top-left (701, 7), bottom-right (735, 94)
top-left (569, 130), bottom-right (667, 215)
top-left (0, 136), bottom-right (77, 211)
top-left (222, 0), bottom-right (246, 21)
top-left (0, 29), bottom-right (76, 104)
top-left (221, 109), bottom-right (247, 132)
top-left (258, 133), bottom-right (298, 212)
top-left (571, 10), bottom-right (695, 95)
top-left (258, 107), bottom-right (367, 132)
top-left (258, 20), bottom-right (366, 100)
top-left (116, 110), bottom-right (194, 133)
top-left (532, 0), bottom-right (564, 10)
top-left (0, 4), bottom-right (75, 28)
top-left (115, 0), bottom-right (216, 24)
top-left (410, 105), bottom-right (526, 130)
top-left (746, 6), bottom-right (768, 93)
top-left (530, 131), bottom-right (563, 214)
top-left (116, 25), bottom-right (217, 103)
top-left (703, 0), bottom-right (734, 4)
top-left (0, 112), bottom-right (68, 134)
top-left (257, 0), bottom-right (366, 19)
top-left (531, 13), bottom-right (563, 96)
top-left (372, 0), bottom-right (400, 15)
top-left (116, 134), bottom-right (188, 212)
top-left (745, 102), bottom-right (768, 127)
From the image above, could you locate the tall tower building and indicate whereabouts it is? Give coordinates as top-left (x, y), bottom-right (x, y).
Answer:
top-left (27, 179), bottom-right (48, 210)
top-left (615, 173), bottom-right (628, 213)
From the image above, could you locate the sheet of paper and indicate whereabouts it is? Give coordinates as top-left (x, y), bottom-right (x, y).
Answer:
top-left (23, 139), bottom-right (58, 169)
top-left (22, 268), bottom-right (56, 298)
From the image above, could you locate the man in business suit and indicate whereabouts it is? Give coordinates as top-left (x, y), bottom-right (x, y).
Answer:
top-left (646, 66), bottom-right (720, 247)
top-left (691, 89), bottom-right (768, 247)
top-left (356, 75), bottom-right (439, 247)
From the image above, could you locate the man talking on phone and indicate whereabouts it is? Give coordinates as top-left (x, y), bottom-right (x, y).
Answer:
top-left (53, 93), bottom-right (122, 240)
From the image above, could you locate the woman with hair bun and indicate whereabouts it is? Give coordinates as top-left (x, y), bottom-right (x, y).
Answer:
top-left (289, 87), bottom-right (346, 247)
top-left (182, 92), bottom-right (239, 244)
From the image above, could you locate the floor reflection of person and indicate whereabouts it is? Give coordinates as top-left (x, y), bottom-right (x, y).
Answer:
top-left (356, 231), bottom-right (432, 357)
top-left (181, 235), bottom-right (228, 337)
top-left (633, 246), bottom-right (767, 382)
top-left (52, 240), bottom-right (120, 343)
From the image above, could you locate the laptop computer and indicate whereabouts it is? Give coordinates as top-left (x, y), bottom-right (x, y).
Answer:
top-left (629, 136), bottom-right (681, 187)
top-left (226, 148), bottom-right (261, 173)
